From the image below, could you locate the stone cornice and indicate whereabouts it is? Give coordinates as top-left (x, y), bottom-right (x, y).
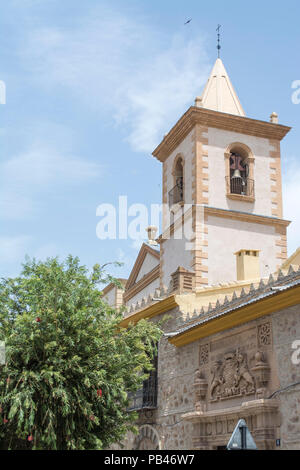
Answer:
top-left (182, 399), bottom-right (279, 422)
top-left (205, 206), bottom-right (291, 227)
top-left (120, 295), bottom-right (179, 328)
top-left (169, 284), bottom-right (300, 347)
top-left (158, 206), bottom-right (290, 243)
top-left (152, 107), bottom-right (291, 162)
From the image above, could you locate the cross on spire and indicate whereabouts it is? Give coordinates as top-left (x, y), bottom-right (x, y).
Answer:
top-left (216, 24), bottom-right (221, 58)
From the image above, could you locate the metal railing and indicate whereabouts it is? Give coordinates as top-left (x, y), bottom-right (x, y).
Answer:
top-left (226, 177), bottom-right (255, 198)
top-left (169, 177), bottom-right (184, 206)
top-left (127, 357), bottom-right (158, 411)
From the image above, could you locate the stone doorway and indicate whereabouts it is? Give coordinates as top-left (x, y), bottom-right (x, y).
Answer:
top-left (182, 399), bottom-right (280, 450)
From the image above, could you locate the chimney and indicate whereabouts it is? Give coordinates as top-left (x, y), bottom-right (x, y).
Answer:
top-left (270, 112), bottom-right (278, 124)
top-left (171, 267), bottom-right (195, 294)
top-left (235, 250), bottom-right (260, 281)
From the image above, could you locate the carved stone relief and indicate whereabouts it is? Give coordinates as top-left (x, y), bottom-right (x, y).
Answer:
top-left (210, 350), bottom-right (256, 400)
top-left (258, 322), bottom-right (272, 347)
top-left (199, 344), bottom-right (209, 366)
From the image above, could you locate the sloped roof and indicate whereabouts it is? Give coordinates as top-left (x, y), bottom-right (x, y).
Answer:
top-left (281, 247), bottom-right (300, 270)
top-left (170, 266), bottom-right (300, 346)
top-left (102, 278), bottom-right (127, 296)
top-left (201, 58), bottom-right (246, 117)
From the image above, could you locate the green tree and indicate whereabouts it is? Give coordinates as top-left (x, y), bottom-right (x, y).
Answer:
top-left (0, 256), bottom-right (162, 450)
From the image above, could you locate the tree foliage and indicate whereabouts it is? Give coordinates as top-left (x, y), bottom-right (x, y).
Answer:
top-left (0, 256), bottom-right (162, 450)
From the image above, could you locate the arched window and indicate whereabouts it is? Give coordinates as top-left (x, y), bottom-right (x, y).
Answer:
top-left (225, 143), bottom-right (255, 201)
top-left (169, 155), bottom-right (184, 206)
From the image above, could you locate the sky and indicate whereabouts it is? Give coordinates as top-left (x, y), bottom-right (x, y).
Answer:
top-left (0, 0), bottom-right (300, 280)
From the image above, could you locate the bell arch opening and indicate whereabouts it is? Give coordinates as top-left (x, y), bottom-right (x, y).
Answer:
top-left (224, 143), bottom-right (255, 200)
top-left (169, 154), bottom-right (185, 207)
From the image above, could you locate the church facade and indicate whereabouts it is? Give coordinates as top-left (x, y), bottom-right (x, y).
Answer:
top-left (104, 59), bottom-right (300, 450)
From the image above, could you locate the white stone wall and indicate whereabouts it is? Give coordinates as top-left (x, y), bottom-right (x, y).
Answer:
top-left (162, 129), bottom-right (194, 236)
top-left (207, 214), bottom-right (278, 284)
top-left (136, 253), bottom-right (159, 283)
top-left (161, 222), bottom-right (194, 288)
top-left (164, 130), bottom-right (194, 207)
top-left (161, 126), bottom-right (195, 287)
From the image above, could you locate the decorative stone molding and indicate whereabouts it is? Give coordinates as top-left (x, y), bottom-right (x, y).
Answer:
top-left (134, 425), bottom-right (161, 450)
top-left (194, 370), bottom-right (208, 411)
top-left (199, 344), bottom-right (209, 366)
top-left (192, 125), bottom-right (209, 206)
top-left (258, 322), bottom-right (272, 347)
top-left (171, 267), bottom-right (195, 294)
top-left (191, 126), bottom-right (209, 288)
top-left (275, 224), bottom-right (288, 268)
top-left (205, 206), bottom-right (290, 228)
top-left (152, 106), bottom-right (291, 162)
top-left (251, 352), bottom-right (271, 398)
top-left (182, 399), bottom-right (280, 450)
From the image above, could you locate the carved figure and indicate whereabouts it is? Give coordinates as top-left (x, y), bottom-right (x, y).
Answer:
top-left (236, 352), bottom-right (255, 392)
top-left (210, 361), bottom-right (224, 398)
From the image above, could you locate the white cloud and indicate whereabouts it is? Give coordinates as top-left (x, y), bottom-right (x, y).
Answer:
top-left (20, 5), bottom-right (210, 153)
top-left (0, 141), bottom-right (102, 219)
top-left (282, 157), bottom-right (300, 255)
top-left (3, 145), bottom-right (100, 186)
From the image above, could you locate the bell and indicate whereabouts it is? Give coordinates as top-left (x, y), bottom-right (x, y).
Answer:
top-left (232, 169), bottom-right (242, 179)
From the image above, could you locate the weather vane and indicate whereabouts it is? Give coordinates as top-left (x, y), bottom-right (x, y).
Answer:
top-left (216, 24), bottom-right (221, 58)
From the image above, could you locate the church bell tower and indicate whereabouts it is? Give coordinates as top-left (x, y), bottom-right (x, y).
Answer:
top-left (152, 58), bottom-right (291, 289)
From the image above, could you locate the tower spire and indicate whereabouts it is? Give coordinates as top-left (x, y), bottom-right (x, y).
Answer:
top-left (200, 58), bottom-right (246, 116)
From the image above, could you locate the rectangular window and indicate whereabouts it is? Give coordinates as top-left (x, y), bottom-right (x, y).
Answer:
top-left (127, 354), bottom-right (158, 411)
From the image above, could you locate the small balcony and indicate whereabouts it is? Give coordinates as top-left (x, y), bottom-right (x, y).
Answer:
top-left (127, 358), bottom-right (158, 411)
top-left (169, 177), bottom-right (184, 207)
top-left (226, 176), bottom-right (255, 202)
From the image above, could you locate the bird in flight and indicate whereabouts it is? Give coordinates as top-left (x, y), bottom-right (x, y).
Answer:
top-left (184, 18), bottom-right (192, 25)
